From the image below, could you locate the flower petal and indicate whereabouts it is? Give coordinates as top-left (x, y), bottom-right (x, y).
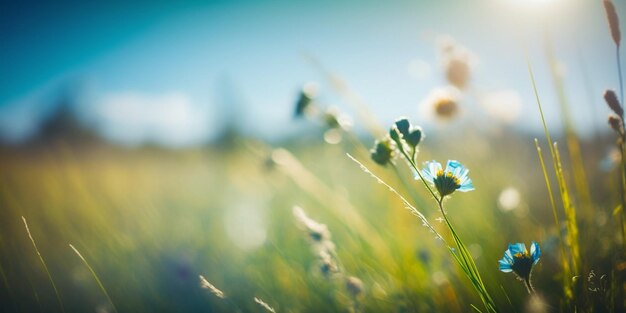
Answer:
top-left (457, 179), bottom-right (474, 192)
top-left (445, 160), bottom-right (462, 173)
top-left (498, 259), bottom-right (513, 272)
top-left (530, 241), bottom-right (541, 264)
top-left (503, 250), bottom-right (513, 263)
top-left (509, 243), bottom-right (526, 255)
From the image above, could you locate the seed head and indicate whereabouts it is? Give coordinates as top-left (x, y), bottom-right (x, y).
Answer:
top-left (604, 89), bottom-right (623, 117)
top-left (345, 276), bottom-right (364, 298)
top-left (604, 0), bottom-right (621, 47)
top-left (609, 114), bottom-right (623, 134)
top-left (199, 275), bottom-right (225, 299)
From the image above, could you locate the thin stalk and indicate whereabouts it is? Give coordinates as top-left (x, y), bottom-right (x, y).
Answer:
top-left (69, 244), bottom-right (118, 313)
top-left (390, 162), bottom-right (428, 210)
top-left (391, 139), bottom-right (497, 312)
top-left (526, 57), bottom-right (581, 276)
top-left (617, 45), bottom-right (626, 253)
top-left (619, 145), bottom-right (626, 252)
top-left (437, 197), bottom-right (497, 313)
top-left (22, 217), bottom-right (65, 313)
top-left (524, 277), bottom-right (536, 295)
top-left (534, 139), bottom-right (573, 298)
top-left (500, 285), bottom-right (515, 313)
top-left (545, 38), bottom-right (592, 220)
top-left (553, 143), bottom-right (580, 272)
top-left (618, 46), bottom-right (623, 106)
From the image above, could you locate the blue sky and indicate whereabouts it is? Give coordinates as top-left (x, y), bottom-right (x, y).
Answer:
top-left (0, 0), bottom-right (623, 146)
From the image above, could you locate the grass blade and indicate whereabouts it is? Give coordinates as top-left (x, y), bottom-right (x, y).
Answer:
top-left (69, 244), bottom-right (117, 313)
top-left (22, 216), bottom-right (65, 313)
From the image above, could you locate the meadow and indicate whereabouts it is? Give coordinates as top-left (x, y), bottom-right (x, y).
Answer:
top-left (1, 2), bottom-right (626, 312)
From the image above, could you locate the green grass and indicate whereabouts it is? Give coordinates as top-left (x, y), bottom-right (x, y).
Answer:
top-left (0, 126), bottom-right (621, 312)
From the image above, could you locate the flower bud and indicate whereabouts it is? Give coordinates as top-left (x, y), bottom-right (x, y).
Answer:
top-left (370, 138), bottom-right (395, 166)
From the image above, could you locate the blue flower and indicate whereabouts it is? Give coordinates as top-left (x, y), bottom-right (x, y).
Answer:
top-left (419, 160), bottom-right (474, 197)
top-left (498, 242), bottom-right (541, 281)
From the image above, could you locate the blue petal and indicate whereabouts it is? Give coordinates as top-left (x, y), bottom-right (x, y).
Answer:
top-left (456, 168), bottom-right (469, 181)
top-left (420, 161), bottom-right (440, 184)
top-left (530, 241), bottom-right (541, 264)
top-left (498, 259), bottom-right (512, 272)
top-left (504, 250), bottom-right (514, 263)
top-left (445, 160), bottom-right (462, 173)
top-left (457, 179), bottom-right (474, 192)
top-left (509, 243), bottom-right (526, 255)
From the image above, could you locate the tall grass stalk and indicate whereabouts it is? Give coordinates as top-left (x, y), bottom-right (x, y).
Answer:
top-left (618, 47), bottom-right (624, 106)
top-left (552, 143), bottom-right (581, 272)
top-left (22, 216), bottom-right (65, 313)
top-left (254, 297), bottom-right (277, 313)
top-left (69, 244), bottom-right (118, 313)
top-left (348, 153), bottom-right (498, 313)
top-left (544, 39), bottom-right (593, 220)
top-left (605, 0), bottom-right (626, 253)
top-left (534, 139), bottom-right (572, 299)
top-left (526, 58), bottom-right (581, 279)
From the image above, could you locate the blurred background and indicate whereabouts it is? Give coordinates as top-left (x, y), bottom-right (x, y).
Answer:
top-left (1, 0), bottom-right (624, 312)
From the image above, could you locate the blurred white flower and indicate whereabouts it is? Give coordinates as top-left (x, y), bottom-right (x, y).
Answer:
top-left (419, 86), bottom-right (461, 121)
top-left (437, 35), bottom-right (476, 89)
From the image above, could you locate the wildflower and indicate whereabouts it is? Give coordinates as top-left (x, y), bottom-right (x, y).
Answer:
top-left (419, 160), bottom-right (474, 197)
top-left (498, 242), bottom-right (541, 293)
top-left (420, 87), bottom-right (460, 121)
top-left (437, 35), bottom-right (475, 89)
top-left (434, 96), bottom-right (458, 119)
top-left (294, 82), bottom-right (319, 117)
top-left (370, 138), bottom-right (395, 166)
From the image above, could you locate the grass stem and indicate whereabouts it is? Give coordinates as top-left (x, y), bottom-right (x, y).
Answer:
top-left (22, 216), bottom-right (65, 313)
top-left (69, 244), bottom-right (117, 313)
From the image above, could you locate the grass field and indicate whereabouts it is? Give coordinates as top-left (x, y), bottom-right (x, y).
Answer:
top-left (0, 123), bottom-right (623, 312)
top-left (2, 1), bottom-right (626, 311)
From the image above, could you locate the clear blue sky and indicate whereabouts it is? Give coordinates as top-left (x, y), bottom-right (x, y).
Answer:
top-left (0, 0), bottom-right (622, 146)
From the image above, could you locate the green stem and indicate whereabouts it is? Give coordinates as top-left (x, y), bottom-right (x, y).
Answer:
top-left (618, 46), bottom-right (623, 107)
top-left (524, 277), bottom-right (535, 295)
